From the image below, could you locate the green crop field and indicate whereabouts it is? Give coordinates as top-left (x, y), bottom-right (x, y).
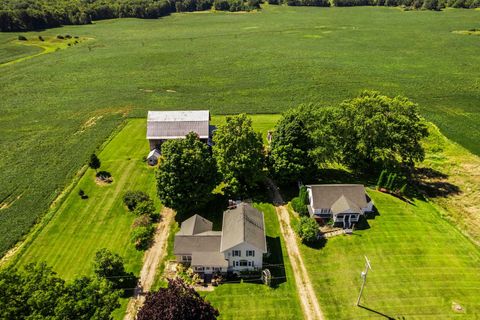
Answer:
top-left (1, 5), bottom-right (480, 268)
top-left (202, 203), bottom-right (303, 319)
top-left (294, 191), bottom-right (480, 319)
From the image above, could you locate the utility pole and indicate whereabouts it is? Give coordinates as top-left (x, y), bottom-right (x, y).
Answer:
top-left (356, 256), bottom-right (372, 306)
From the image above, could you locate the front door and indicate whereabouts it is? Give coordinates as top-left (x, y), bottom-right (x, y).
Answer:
top-left (344, 215), bottom-right (350, 229)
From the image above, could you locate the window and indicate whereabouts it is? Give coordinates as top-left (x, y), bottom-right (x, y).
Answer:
top-left (246, 250), bottom-right (255, 257)
top-left (206, 267), bottom-right (210, 270)
top-left (232, 250), bottom-right (241, 257)
top-left (234, 261), bottom-right (239, 267)
top-left (247, 261), bottom-right (252, 267)
top-left (182, 256), bottom-right (191, 261)
top-left (239, 260), bottom-right (248, 267)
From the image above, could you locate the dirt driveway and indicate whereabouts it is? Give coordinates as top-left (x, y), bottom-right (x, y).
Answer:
top-left (124, 207), bottom-right (174, 320)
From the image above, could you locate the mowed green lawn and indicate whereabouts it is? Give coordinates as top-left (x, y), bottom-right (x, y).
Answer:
top-left (202, 203), bottom-right (303, 319)
top-left (2, 6), bottom-right (480, 259)
top-left (15, 119), bottom-right (157, 279)
top-left (297, 191), bottom-right (480, 319)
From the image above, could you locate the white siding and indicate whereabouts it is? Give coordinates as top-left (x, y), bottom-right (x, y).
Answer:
top-left (224, 243), bottom-right (263, 272)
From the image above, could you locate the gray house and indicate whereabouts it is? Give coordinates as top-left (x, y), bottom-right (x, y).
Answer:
top-left (174, 203), bottom-right (267, 276)
top-left (306, 184), bottom-right (374, 229)
top-left (146, 110), bottom-right (211, 151)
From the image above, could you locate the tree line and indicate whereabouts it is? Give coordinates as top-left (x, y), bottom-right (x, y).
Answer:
top-left (0, 0), bottom-right (261, 31)
top-left (1, 0), bottom-right (478, 32)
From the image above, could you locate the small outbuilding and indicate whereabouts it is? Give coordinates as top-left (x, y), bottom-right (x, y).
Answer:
top-left (147, 149), bottom-right (160, 166)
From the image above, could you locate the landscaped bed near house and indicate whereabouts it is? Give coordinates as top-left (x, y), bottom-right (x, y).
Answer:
top-left (202, 203), bottom-right (303, 319)
top-left (294, 191), bottom-right (480, 319)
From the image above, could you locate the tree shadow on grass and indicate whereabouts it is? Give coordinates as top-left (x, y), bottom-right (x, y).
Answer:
top-left (264, 236), bottom-right (287, 288)
top-left (413, 167), bottom-right (461, 199)
top-left (304, 237), bottom-right (327, 250)
top-left (358, 305), bottom-right (396, 319)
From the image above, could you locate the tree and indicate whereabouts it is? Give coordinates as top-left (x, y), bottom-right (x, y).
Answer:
top-left (93, 248), bottom-right (137, 292)
top-left (296, 217), bottom-right (319, 243)
top-left (134, 199), bottom-right (158, 220)
top-left (212, 114), bottom-right (264, 196)
top-left (157, 132), bottom-right (220, 214)
top-left (123, 190), bottom-right (150, 211)
top-left (269, 105), bottom-right (315, 184)
top-left (376, 169), bottom-right (387, 189)
top-left (137, 278), bottom-right (219, 320)
top-left (291, 186), bottom-right (309, 216)
top-left (337, 91), bottom-right (428, 173)
top-left (89, 153), bottom-right (101, 172)
top-left (0, 262), bottom-right (119, 320)
top-left (131, 225), bottom-right (155, 250)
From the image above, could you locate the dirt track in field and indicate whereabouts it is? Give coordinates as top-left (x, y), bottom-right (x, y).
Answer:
top-left (124, 207), bottom-right (174, 320)
top-left (266, 179), bottom-right (324, 320)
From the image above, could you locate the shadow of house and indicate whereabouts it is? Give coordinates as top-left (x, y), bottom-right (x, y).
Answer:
top-left (264, 236), bottom-right (287, 288)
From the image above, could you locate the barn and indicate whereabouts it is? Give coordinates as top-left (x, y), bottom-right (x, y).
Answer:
top-left (146, 110), bottom-right (211, 151)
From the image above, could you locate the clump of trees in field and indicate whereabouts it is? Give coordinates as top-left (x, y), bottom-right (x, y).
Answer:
top-left (0, 262), bottom-right (120, 319)
top-left (123, 190), bottom-right (159, 250)
top-left (0, 0), bottom-right (260, 32)
top-left (93, 248), bottom-right (137, 295)
top-left (269, 91), bottom-right (429, 183)
top-left (137, 278), bottom-right (219, 320)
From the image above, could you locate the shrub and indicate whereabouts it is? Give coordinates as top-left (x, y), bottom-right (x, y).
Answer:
top-left (123, 191), bottom-right (150, 211)
top-left (38, 35), bottom-right (44, 41)
top-left (131, 225), bottom-right (155, 250)
top-left (377, 169), bottom-right (387, 189)
top-left (65, 34), bottom-right (72, 39)
top-left (132, 215), bottom-right (152, 228)
top-left (18, 35), bottom-right (27, 41)
top-left (296, 217), bottom-right (319, 243)
top-left (291, 197), bottom-right (309, 216)
top-left (133, 199), bottom-right (159, 220)
top-left (56, 35), bottom-right (64, 39)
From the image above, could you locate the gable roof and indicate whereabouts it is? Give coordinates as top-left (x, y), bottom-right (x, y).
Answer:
top-left (306, 184), bottom-right (368, 210)
top-left (177, 214), bottom-right (213, 236)
top-left (220, 203), bottom-right (267, 253)
top-left (146, 110), bottom-right (210, 139)
top-left (174, 235), bottom-right (221, 255)
top-left (147, 149), bottom-right (160, 159)
top-left (331, 195), bottom-right (362, 214)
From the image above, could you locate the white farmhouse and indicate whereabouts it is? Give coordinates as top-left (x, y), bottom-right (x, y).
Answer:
top-left (306, 184), bottom-right (374, 229)
top-left (174, 203), bottom-right (267, 277)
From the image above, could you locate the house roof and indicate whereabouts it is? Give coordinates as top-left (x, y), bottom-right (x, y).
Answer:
top-left (146, 110), bottom-right (210, 139)
top-left (306, 184), bottom-right (367, 210)
top-left (173, 235), bottom-right (221, 255)
top-left (331, 195), bottom-right (362, 215)
top-left (177, 214), bottom-right (213, 236)
top-left (191, 252), bottom-right (228, 268)
top-left (220, 203), bottom-right (267, 253)
top-left (147, 149), bottom-right (160, 159)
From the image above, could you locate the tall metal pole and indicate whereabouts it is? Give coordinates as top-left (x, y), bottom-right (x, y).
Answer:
top-left (356, 256), bottom-right (372, 306)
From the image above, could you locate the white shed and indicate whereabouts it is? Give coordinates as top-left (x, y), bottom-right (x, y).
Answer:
top-left (147, 149), bottom-right (160, 166)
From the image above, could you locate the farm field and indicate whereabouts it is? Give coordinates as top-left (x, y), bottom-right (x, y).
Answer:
top-left (1, 6), bottom-right (480, 259)
top-left (14, 119), bottom-right (155, 279)
top-left (202, 203), bottom-right (303, 319)
top-left (294, 191), bottom-right (480, 319)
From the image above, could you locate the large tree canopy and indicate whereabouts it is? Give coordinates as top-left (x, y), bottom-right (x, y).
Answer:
top-left (337, 91), bottom-right (428, 172)
top-left (0, 262), bottom-right (119, 320)
top-left (212, 114), bottom-right (264, 196)
top-left (269, 105), bottom-right (316, 184)
top-left (157, 132), bottom-right (220, 214)
top-left (137, 278), bottom-right (219, 320)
